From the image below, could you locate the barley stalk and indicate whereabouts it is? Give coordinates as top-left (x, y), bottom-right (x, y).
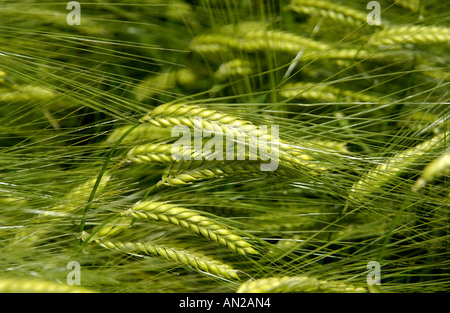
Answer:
top-left (412, 150), bottom-right (450, 191)
top-left (0, 278), bottom-right (94, 293)
top-left (236, 276), bottom-right (366, 293)
top-left (93, 237), bottom-right (240, 280)
top-left (349, 131), bottom-right (449, 202)
top-left (287, 0), bottom-right (373, 27)
top-left (368, 25), bottom-right (450, 46)
top-left (121, 201), bottom-right (259, 256)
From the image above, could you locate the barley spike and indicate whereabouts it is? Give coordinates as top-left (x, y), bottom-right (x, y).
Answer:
top-left (121, 201), bottom-right (259, 256)
top-left (237, 276), bottom-right (366, 293)
top-left (0, 278), bottom-right (94, 293)
top-left (412, 150), bottom-right (450, 191)
top-left (93, 237), bottom-right (240, 280)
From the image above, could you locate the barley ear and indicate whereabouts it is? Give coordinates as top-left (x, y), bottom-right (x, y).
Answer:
top-left (394, 0), bottom-right (420, 12)
top-left (287, 0), bottom-right (374, 27)
top-left (140, 102), bottom-right (327, 173)
top-left (93, 237), bottom-right (240, 280)
top-left (0, 278), bottom-right (95, 293)
top-left (121, 201), bottom-right (259, 256)
top-left (236, 276), bottom-right (366, 293)
top-left (349, 131), bottom-right (449, 203)
top-left (127, 143), bottom-right (177, 164)
top-left (368, 25), bottom-right (450, 46)
top-left (159, 161), bottom-right (293, 187)
top-left (412, 150), bottom-right (450, 192)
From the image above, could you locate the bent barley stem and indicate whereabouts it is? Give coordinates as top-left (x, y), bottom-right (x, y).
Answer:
top-left (77, 123), bottom-right (140, 247)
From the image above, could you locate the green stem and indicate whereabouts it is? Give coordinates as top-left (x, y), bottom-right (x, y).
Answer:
top-left (76, 123), bottom-right (140, 248)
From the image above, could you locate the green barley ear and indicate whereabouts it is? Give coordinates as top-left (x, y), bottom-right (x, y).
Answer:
top-left (48, 173), bottom-right (111, 217)
top-left (214, 59), bottom-right (254, 82)
top-left (412, 150), bottom-right (450, 192)
top-left (91, 237), bottom-right (241, 280)
top-left (0, 85), bottom-right (55, 103)
top-left (348, 131), bottom-right (449, 204)
top-left (127, 143), bottom-right (177, 164)
top-left (402, 111), bottom-right (448, 135)
top-left (105, 124), bottom-right (172, 146)
top-left (394, 0), bottom-right (420, 12)
top-left (133, 72), bottom-right (176, 102)
top-left (140, 102), bottom-right (252, 128)
top-left (188, 22), bottom-right (330, 56)
top-left (159, 161), bottom-right (294, 187)
top-left (127, 141), bottom-right (206, 164)
top-left (0, 278), bottom-right (95, 293)
top-left (140, 102), bottom-right (327, 172)
top-left (236, 276), bottom-right (366, 293)
top-left (279, 82), bottom-right (386, 104)
top-left (121, 200), bottom-right (259, 257)
top-left (368, 25), bottom-right (450, 46)
top-left (287, 0), bottom-right (376, 27)
top-left (3, 0), bottom-right (449, 294)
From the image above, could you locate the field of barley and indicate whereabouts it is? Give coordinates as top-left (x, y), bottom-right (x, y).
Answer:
top-left (0, 0), bottom-right (448, 293)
